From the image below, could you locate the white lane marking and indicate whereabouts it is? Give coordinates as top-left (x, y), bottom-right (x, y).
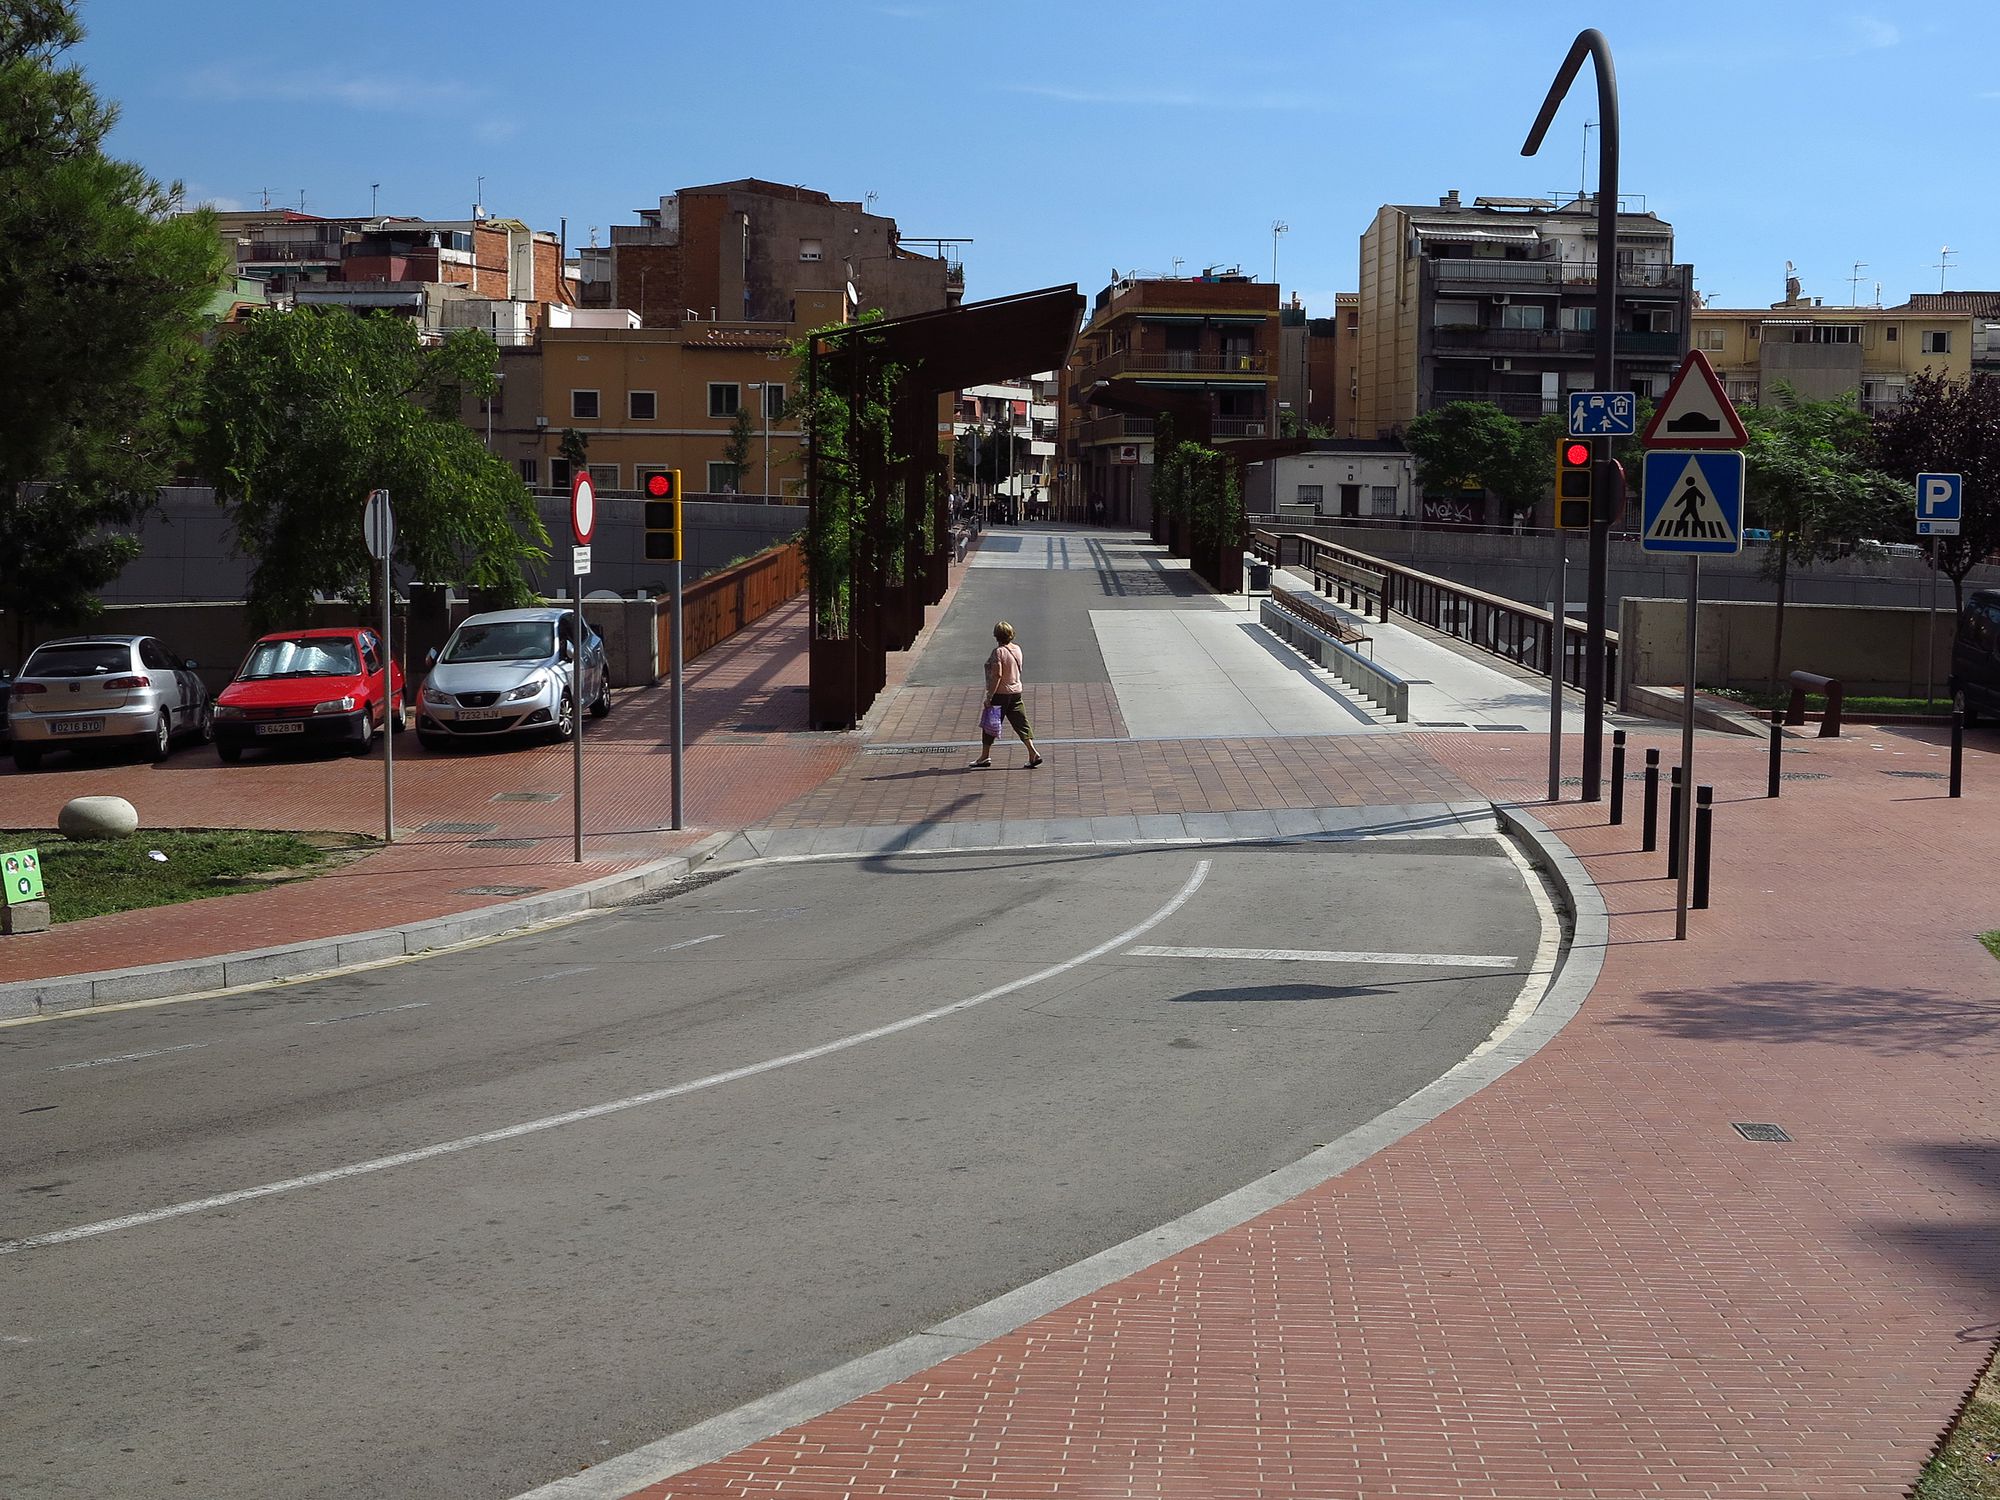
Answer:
top-left (1, 861), bottom-right (1212, 1258)
top-left (656, 934), bottom-right (723, 953)
top-left (304, 1003), bottom-right (430, 1026)
top-left (1127, 944), bottom-right (1516, 969)
top-left (520, 966), bottom-right (595, 984)
top-left (46, 1043), bottom-right (210, 1072)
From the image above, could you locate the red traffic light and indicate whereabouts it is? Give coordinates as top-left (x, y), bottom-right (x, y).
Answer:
top-left (1563, 441), bottom-right (1591, 468)
top-left (645, 472), bottom-right (674, 499)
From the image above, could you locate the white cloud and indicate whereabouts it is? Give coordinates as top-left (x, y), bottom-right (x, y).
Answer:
top-left (186, 63), bottom-right (481, 113)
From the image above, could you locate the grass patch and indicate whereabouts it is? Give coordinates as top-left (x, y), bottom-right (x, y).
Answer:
top-left (1916, 1347), bottom-right (2000, 1498)
top-left (1982, 933), bottom-right (2000, 965)
top-left (1705, 685), bottom-right (1950, 716)
top-left (1, 828), bottom-right (369, 924)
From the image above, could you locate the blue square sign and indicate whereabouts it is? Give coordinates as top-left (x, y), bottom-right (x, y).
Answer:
top-left (1641, 450), bottom-right (1746, 555)
top-left (1569, 390), bottom-right (1637, 437)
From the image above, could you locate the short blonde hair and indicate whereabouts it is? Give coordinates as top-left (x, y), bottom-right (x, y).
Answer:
top-left (993, 621), bottom-right (1016, 643)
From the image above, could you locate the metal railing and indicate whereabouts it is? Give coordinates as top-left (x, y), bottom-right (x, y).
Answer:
top-left (1428, 258), bottom-right (1692, 293)
top-left (1431, 326), bottom-right (1686, 357)
top-left (1077, 414), bottom-right (1156, 444)
top-left (1082, 349), bottom-right (1269, 382)
top-left (1251, 528), bottom-right (1617, 699)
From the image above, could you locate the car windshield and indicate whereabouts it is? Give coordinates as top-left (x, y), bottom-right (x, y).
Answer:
top-left (24, 643), bottom-right (131, 678)
top-left (442, 621), bottom-right (556, 664)
top-left (238, 638), bottom-right (361, 679)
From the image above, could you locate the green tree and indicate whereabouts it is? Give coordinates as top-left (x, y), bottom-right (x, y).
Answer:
top-left (1871, 370), bottom-right (2000, 616)
top-left (1741, 387), bottom-right (1900, 691)
top-left (722, 405), bottom-right (755, 493)
top-left (198, 310), bottom-right (548, 628)
top-left (557, 427), bottom-right (590, 476)
top-left (0, 0), bottom-right (225, 658)
top-left (1406, 400), bottom-right (1548, 520)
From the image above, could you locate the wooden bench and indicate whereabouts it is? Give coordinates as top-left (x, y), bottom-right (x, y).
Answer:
top-left (1275, 587), bottom-right (1370, 649)
top-left (1304, 555), bottom-right (1387, 622)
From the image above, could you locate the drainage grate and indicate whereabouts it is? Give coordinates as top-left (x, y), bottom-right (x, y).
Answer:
top-left (491, 791), bottom-right (561, 803)
top-left (1417, 721), bottom-right (1469, 728)
top-left (469, 838), bottom-right (536, 850)
top-left (419, 821), bottom-right (500, 834)
top-left (1881, 769), bottom-right (1946, 780)
top-left (1732, 1122), bottom-right (1792, 1143)
top-left (1780, 771), bottom-right (1830, 782)
top-left (1473, 724), bottom-right (1530, 732)
top-left (457, 884), bottom-right (543, 897)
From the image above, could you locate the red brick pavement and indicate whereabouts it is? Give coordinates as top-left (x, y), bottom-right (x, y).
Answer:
top-left (869, 683), bottom-right (1129, 746)
top-left (627, 722), bottom-right (2000, 1499)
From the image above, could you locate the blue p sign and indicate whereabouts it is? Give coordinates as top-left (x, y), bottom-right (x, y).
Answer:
top-left (1917, 472), bottom-right (1963, 521)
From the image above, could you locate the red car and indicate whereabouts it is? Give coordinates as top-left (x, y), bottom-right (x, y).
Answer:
top-left (212, 627), bottom-right (404, 762)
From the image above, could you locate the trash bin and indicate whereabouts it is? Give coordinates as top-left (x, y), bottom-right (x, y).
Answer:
top-left (1246, 556), bottom-right (1271, 593)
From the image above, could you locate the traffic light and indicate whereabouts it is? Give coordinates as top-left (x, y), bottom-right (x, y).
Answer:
top-left (1556, 439), bottom-right (1593, 530)
top-left (641, 469), bottom-right (681, 562)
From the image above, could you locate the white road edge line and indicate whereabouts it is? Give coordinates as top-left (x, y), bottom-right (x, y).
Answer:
top-left (304, 1003), bottom-right (431, 1026)
top-left (0, 860), bottom-right (1212, 1259)
top-left (1127, 944), bottom-right (1515, 969)
top-left (46, 1042), bottom-right (210, 1072)
top-left (657, 934), bottom-right (724, 952)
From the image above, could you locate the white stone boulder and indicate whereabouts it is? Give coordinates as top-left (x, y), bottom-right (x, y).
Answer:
top-left (58, 795), bottom-right (139, 840)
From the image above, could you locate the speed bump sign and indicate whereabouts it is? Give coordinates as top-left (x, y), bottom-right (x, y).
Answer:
top-left (3, 847), bottom-right (44, 905)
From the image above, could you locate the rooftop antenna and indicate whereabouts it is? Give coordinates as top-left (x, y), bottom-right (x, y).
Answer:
top-left (259, 186), bottom-right (271, 209)
top-left (1937, 245), bottom-right (1956, 292)
top-left (1847, 259), bottom-right (1867, 305)
top-left (588, 225), bottom-right (599, 248)
top-left (1171, 256), bottom-right (1183, 277)
top-left (865, 190), bottom-right (879, 212)
top-left (370, 182), bottom-right (380, 218)
top-left (298, 189), bottom-right (306, 212)
top-left (1271, 220), bottom-right (1288, 286)
top-left (1873, 280), bottom-right (1882, 307)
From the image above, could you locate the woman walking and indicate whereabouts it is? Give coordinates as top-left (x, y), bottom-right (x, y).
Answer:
top-left (971, 621), bottom-right (1042, 769)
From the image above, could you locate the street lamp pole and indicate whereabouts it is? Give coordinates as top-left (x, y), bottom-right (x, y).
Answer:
top-left (747, 382), bottom-right (771, 499)
top-left (1523, 28), bottom-right (1619, 802)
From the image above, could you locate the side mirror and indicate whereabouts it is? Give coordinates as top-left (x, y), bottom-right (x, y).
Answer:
top-left (425, 648), bottom-right (439, 667)
top-left (561, 639), bottom-right (577, 662)
top-left (183, 659), bottom-right (199, 671)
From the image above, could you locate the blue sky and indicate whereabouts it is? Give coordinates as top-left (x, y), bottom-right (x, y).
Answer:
top-left (74, 0), bottom-right (1998, 316)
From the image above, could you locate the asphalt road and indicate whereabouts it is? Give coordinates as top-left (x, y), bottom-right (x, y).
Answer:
top-left (0, 836), bottom-right (1543, 1499)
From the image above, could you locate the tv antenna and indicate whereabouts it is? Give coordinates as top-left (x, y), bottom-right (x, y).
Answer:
top-left (1847, 260), bottom-right (1867, 304)
top-left (1937, 245), bottom-right (1956, 292)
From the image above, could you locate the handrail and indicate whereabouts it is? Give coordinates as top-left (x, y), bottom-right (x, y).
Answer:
top-left (1250, 527), bottom-right (1618, 701)
top-left (1261, 596), bottom-right (1410, 723)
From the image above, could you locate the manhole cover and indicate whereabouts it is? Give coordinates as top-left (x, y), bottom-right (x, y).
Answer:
top-left (491, 791), bottom-right (561, 803)
top-left (1732, 1122), bottom-right (1792, 1143)
top-left (418, 821), bottom-right (500, 834)
top-left (456, 884), bottom-right (543, 897)
top-left (469, 838), bottom-right (536, 850)
top-left (1881, 769), bottom-right (1946, 780)
top-left (1781, 771), bottom-right (1830, 782)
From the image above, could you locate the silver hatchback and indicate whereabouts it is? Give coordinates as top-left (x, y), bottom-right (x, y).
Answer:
top-left (9, 635), bottom-right (214, 772)
top-left (415, 608), bottom-right (610, 749)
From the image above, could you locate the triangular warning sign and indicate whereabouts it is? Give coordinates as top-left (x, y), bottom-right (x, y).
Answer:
top-left (1642, 349), bottom-right (1748, 449)
top-left (1645, 457), bottom-right (1737, 544)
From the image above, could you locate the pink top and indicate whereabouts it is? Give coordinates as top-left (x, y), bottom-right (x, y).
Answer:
top-left (987, 642), bottom-right (1023, 695)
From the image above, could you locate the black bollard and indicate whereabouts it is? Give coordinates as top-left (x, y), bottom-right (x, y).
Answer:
top-left (1642, 748), bottom-right (1661, 852)
top-left (1610, 730), bottom-right (1627, 825)
top-left (1768, 703), bottom-right (1783, 798)
top-left (1952, 709), bottom-right (1964, 799)
top-left (1667, 765), bottom-right (1684, 878)
top-left (1693, 785), bottom-right (1714, 910)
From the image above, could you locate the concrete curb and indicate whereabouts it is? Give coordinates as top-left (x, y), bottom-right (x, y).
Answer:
top-left (509, 802), bottom-right (1609, 1500)
top-left (0, 832), bottom-right (734, 1022)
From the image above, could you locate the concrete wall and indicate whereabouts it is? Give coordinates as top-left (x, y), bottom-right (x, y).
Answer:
top-left (1618, 596), bottom-right (1954, 699)
top-left (101, 488), bottom-right (804, 605)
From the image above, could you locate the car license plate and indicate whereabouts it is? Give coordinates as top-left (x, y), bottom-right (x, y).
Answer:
top-left (255, 721), bottom-right (305, 736)
top-left (457, 708), bottom-right (501, 721)
top-left (49, 718), bottom-right (104, 735)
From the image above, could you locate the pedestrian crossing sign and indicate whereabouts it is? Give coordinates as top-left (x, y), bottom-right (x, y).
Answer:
top-left (1641, 450), bottom-right (1746, 555)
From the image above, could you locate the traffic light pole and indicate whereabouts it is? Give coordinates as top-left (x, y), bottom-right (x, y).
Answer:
top-left (1547, 528), bottom-right (1564, 801)
top-left (671, 558), bottom-right (684, 832)
top-left (1524, 28), bottom-right (1619, 802)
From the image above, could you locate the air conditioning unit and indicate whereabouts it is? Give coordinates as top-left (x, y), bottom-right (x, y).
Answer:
top-left (1245, 421), bottom-right (1265, 437)
top-left (1492, 294), bottom-right (1511, 305)
top-left (1491, 358), bottom-right (1513, 372)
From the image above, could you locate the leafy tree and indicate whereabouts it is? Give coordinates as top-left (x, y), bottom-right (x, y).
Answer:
top-left (1406, 401), bottom-right (1548, 522)
top-left (1741, 387), bottom-right (1900, 690)
top-left (0, 0), bottom-right (225, 658)
top-left (723, 405), bottom-right (755, 493)
top-left (557, 426), bottom-right (590, 475)
top-left (951, 417), bottom-right (1014, 489)
top-left (198, 310), bottom-right (548, 628)
top-left (1871, 370), bottom-right (2000, 616)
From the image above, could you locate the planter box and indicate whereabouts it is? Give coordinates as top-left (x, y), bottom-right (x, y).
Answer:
top-left (809, 637), bottom-right (860, 729)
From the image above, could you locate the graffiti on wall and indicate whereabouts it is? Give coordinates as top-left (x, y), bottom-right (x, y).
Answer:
top-left (1423, 497), bottom-right (1478, 526)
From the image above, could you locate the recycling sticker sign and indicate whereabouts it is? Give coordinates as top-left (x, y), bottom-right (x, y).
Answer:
top-left (3, 847), bottom-right (44, 905)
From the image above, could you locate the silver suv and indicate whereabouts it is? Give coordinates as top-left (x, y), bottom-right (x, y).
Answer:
top-left (9, 635), bottom-right (213, 772)
top-left (415, 608), bottom-right (610, 750)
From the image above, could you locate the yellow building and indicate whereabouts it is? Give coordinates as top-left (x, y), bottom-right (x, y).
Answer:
top-left (1692, 279), bottom-right (1973, 416)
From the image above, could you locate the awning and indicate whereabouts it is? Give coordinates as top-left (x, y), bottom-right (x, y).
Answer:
top-left (1135, 312), bottom-right (1206, 324)
top-left (1412, 224), bottom-right (1539, 244)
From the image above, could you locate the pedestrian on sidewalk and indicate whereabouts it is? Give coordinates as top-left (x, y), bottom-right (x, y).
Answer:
top-left (971, 621), bottom-right (1042, 769)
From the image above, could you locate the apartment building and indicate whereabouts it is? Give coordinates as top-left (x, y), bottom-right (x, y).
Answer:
top-left (1061, 270), bottom-right (1280, 526)
top-left (601, 179), bottom-right (961, 329)
top-left (1355, 190), bottom-right (1692, 437)
top-left (1692, 277), bottom-right (1974, 416)
top-left (1306, 293), bottom-right (1360, 436)
top-left (956, 376), bottom-right (1059, 502)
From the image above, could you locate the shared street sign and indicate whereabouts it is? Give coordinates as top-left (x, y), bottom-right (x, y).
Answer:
top-left (1642, 350), bottom-right (1749, 450)
top-left (1641, 450), bottom-right (1746, 555)
top-left (1917, 471), bottom-right (1963, 537)
top-left (362, 488), bottom-right (394, 561)
top-left (1568, 390), bottom-right (1636, 437)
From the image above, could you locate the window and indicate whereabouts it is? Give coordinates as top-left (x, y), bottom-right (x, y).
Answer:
top-left (1562, 305), bottom-right (1596, 332)
top-left (1885, 325), bottom-right (1899, 343)
top-left (1697, 327), bottom-right (1725, 352)
top-left (799, 238), bottom-right (822, 262)
top-left (1433, 300), bottom-right (1480, 328)
top-left (517, 458), bottom-right (539, 486)
top-left (549, 457), bottom-right (571, 489)
top-left (1749, 325), bottom-right (1761, 340)
top-left (587, 463), bottom-right (619, 491)
top-left (1296, 484), bottom-right (1324, 508)
top-left (708, 382), bottom-right (740, 418)
top-left (139, 639), bottom-right (171, 671)
top-left (1923, 329), bottom-right (1952, 354)
top-left (761, 382), bottom-right (786, 418)
top-left (1629, 376), bottom-right (1655, 399)
top-left (1796, 324), bottom-right (1859, 344)
top-left (571, 389), bottom-right (599, 419)
top-left (1371, 486), bottom-right (1399, 516)
top-left (1499, 303), bottom-right (1545, 330)
top-left (629, 391), bottom-right (657, 421)
top-left (359, 634), bottom-right (381, 674)
top-left (708, 460), bottom-right (741, 493)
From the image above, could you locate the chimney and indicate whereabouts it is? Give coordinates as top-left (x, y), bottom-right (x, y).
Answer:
top-left (1440, 189), bottom-right (1461, 208)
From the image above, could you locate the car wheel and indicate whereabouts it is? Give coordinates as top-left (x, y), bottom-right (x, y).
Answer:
top-left (12, 747), bottom-right (42, 773)
top-left (148, 712), bottom-right (172, 762)
top-left (553, 691), bottom-right (575, 741)
top-left (217, 742), bottom-right (243, 764)
top-left (391, 703), bottom-right (407, 734)
top-left (590, 677), bottom-right (610, 719)
top-left (350, 713), bottom-right (374, 757)
top-left (197, 703), bottom-right (215, 744)
top-left (417, 730), bottom-right (449, 753)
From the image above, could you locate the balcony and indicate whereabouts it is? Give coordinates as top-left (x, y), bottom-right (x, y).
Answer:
top-left (1433, 325), bottom-right (1685, 359)
top-left (1077, 414), bottom-right (1156, 445)
top-left (1434, 391), bottom-right (1556, 420)
top-left (1428, 258), bottom-right (1692, 294)
top-left (1082, 348), bottom-right (1269, 384)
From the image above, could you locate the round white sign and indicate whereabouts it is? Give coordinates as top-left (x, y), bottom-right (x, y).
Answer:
top-left (570, 472), bottom-right (596, 545)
